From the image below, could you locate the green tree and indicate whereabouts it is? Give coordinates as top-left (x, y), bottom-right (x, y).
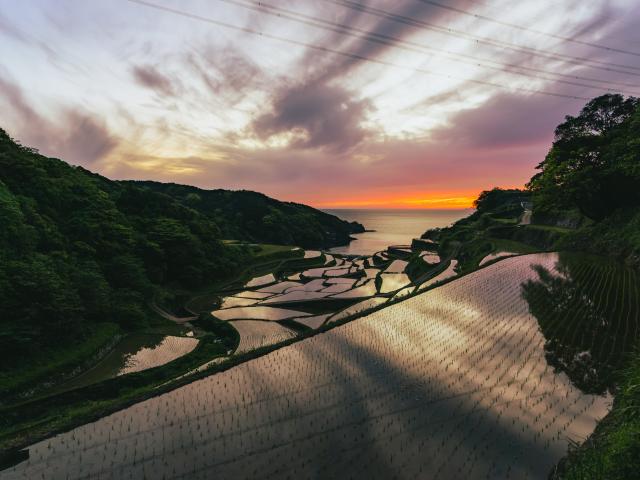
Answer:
top-left (528, 94), bottom-right (640, 220)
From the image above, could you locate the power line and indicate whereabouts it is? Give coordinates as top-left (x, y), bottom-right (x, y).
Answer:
top-left (125, 0), bottom-right (591, 101)
top-left (324, 0), bottom-right (640, 75)
top-left (416, 0), bottom-right (640, 57)
top-left (225, 0), bottom-right (639, 95)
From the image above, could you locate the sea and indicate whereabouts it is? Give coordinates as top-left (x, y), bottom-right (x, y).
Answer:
top-left (323, 208), bottom-right (473, 256)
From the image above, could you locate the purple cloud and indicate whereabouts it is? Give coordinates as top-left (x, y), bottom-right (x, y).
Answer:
top-left (252, 81), bottom-right (372, 153)
top-left (0, 76), bottom-right (117, 165)
top-left (431, 92), bottom-right (584, 148)
top-left (132, 64), bottom-right (175, 96)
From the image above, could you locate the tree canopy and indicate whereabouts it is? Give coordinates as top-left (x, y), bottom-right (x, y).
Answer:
top-left (473, 187), bottom-right (529, 213)
top-left (0, 128), bottom-right (361, 362)
top-left (527, 94), bottom-right (640, 220)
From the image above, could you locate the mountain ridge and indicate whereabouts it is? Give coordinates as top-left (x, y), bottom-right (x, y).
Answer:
top-left (0, 127), bottom-right (362, 369)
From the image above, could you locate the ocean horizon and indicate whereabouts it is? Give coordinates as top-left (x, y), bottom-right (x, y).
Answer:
top-left (323, 208), bottom-right (473, 255)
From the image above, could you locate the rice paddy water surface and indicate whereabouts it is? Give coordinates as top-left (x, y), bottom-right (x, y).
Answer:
top-left (4, 252), bottom-right (639, 479)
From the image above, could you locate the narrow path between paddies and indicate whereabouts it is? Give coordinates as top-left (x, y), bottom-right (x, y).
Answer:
top-left (7, 253), bottom-right (634, 480)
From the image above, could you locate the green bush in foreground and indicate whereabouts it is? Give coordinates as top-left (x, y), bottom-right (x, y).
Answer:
top-left (554, 352), bottom-right (640, 479)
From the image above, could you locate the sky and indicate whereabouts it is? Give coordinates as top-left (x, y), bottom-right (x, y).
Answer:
top-left (1, 0), bottom-right (639, 209)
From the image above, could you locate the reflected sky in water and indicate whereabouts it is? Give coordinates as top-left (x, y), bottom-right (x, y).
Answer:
top-left (3, 253), bottom-right (615, 480)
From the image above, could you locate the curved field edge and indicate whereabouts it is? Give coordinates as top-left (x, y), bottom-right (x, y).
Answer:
top-left (0, 251), bottom-right (481, 455)
top-left (0, 252), bottom-right (617, 478)
top-left (0, 244), bottom-right (305, 407)
top-left (0, 323), bottom-right (122, 399)
top-left (1, 250), bottom-right (620, 474)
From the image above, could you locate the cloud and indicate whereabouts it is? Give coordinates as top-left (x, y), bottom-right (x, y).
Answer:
top-left (0, 76), bottom-right (117, 165)
top-left (243, 0), bottom-right (469, 154)
top-left (252, 81), bottom-right (372, 152)
top-left (185, 46), bottom-right (264, 105)
top-left (104, 131), bottom-right (546, 208)
top-left (431, 92), bottom-right (584, 148)
top-left (132, 64), bottom-right (175, 96)
top-left (4, 0), bottom-right (639, 210)
top-left (55, 111), bottom-right (118, 166)
top-left (297, 0), bottom-right (463, 83)
top-left (0, 11), bottom-right (30, 43)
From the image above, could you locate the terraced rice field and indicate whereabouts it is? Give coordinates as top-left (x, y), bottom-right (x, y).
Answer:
top-left (420, 252), bottom-right (440, 264)
top-left (211, 246), bottom-right (443, 349)
top-left (328, 297), bottom-right (388, 322)
top-left (118, 336), bottom-right (199, 375)
top-left (245, 273), bottom-right (275, 288)
top-left (229, 320), bottom-right (297, 354)
top-left (479, 251), bottom-right (518, 266)
top-left (418, 260), bottom-right (459, 290)
top-left (384, 259), bottom-right (408, 273)
top-left (211, 306), bottom-right (311, 321)
top-left (379, 272), bottom-right (411, 293)
top-left (50, 334), bottom-right (200, 392)
top-left (5, 253), bottom-right (637, 479)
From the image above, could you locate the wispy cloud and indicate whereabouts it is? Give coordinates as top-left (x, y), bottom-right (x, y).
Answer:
top-left (252, 81), bottom-right (372, 152)
top-left (132, 64), bottom-right (176, 96)
top-left (0, 76), bottom-right (117, 166)
top-left (1, 0), bottom-right (639, 207)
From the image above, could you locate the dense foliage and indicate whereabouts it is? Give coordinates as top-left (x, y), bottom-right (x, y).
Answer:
top-left (473, 187), bottom-right (529, 213)
top-left (528, 94), bottom-right (640, 221)
top-left (128, 181), bottom-right (364, 247)
top-left (0, 129), bottom-right (360, 363)
top-left (553, 353), bottom-right (640, 479)
top-left (427, 94), bottom-right (640, 271)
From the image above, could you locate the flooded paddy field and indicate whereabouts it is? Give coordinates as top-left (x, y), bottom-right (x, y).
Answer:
top-left (4, 252), bottom-right (638, 479)
top-left (479, 251), bottom-right (518, 266)
top-left (206, 242), bottom-right (454, 354)
top-left (50, 334), bottom-right (199, 393)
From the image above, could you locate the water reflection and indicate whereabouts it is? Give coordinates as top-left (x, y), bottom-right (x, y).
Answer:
top-left (51, 335), bottom-right (199, 393)
top-left (4, 254), bottom-right (611, 480)
top-left (522, 253), bottom-right (640, 394)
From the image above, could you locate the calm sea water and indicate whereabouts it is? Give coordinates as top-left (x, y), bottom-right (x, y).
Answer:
top-left (324, 208), bottom-right (473, 255)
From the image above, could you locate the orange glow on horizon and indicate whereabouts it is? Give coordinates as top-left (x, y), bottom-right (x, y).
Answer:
top-left (315, 192), bottom-right (479, 210)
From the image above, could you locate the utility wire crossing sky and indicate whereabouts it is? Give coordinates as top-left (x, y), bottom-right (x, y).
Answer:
top-left (1, 0), bottom-right (638, 208)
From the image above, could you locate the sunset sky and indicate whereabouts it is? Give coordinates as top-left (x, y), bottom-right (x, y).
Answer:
top-left (1, 0), bottom-right (639, 208)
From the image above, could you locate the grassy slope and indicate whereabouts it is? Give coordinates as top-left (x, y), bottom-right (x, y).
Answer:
top-left (0, 322), bottom-right (121, 396)
top-left (557, 209), bottom-right (640, 269)
top-left (427, 203), bottom-right (554, 273)
top-left (553, 353), bottom-right (640, 479)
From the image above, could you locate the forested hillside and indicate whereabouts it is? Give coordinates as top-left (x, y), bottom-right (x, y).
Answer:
top-left (421, 94), bottom-right (640, 479)
top-left (0, 128), bottom-right (361, 364)
top-left (528, 94), bottom-right (640, 265)
top-left (425, 94), bottom-right (640, 270)
top-left (128, 181), bottom-right (364, 247)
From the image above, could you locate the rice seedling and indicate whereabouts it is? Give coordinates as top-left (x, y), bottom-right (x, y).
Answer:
top-left (6, 253), bottom-right (630, 479)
